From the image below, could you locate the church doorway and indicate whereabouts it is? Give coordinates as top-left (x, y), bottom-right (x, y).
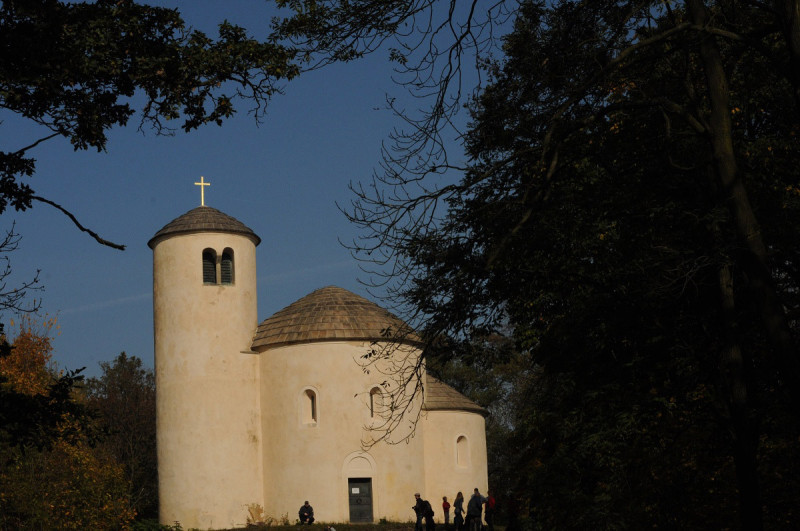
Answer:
top-left (347, 477), bottom-right (373, 522)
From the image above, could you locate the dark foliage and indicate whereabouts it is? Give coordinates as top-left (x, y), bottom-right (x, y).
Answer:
top-left (0, 0), bottom-right (297, 247)
top-left (87, 353), bottom-right (158, 520)
top-left (0, 324), bottom-right (89, 451)
top-left (282, 1), bottom-right (800, 528)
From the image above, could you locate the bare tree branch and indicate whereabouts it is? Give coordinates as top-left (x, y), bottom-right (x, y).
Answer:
top-left (12, 133), bottom-right (61, 156)
top-left (0, 223), bottom-right (42, 314)
top-left (32, 196), bottom-right (126, 251)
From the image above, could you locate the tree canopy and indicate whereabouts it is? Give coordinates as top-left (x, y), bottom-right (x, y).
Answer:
top-left (0, 318), bottom-right (88, 451)
top-left (0, 0), bottom-right (297, 249)
top-left (0, 318), bottom-right (135, 529)
top-left (277, 1), bottom-right (800, 528)
top-left (86, 352), bottom-right (158, 518)
top-left (86, 353), bottom-right (157, 520)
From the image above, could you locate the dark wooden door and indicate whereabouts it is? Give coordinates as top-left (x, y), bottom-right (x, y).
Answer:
top-left (348, 477), bottom-right (373, 522)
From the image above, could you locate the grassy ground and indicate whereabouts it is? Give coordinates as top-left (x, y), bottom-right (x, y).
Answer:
top-left (137, 519), bottom-right (506, 531)
top-left (228, 525), bottom-right (414, 531)
top-left (222, 525), bottom-right (505, 531)
top-left (135, 520), bottom-right (419, 531)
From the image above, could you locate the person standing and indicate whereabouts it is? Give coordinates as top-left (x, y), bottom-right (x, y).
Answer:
top-left (442, 496), bottom-right (451, 529)
top-left (413, 493), bottom-right (426, 531)
top-left (484, 490), bottom-right (496, 531)
top-left (466, 488), bottom-right (484, 531)
top-left (423, 497), bottom-right (436, 531)
top-left (453, 492), bottom-right (465, 531)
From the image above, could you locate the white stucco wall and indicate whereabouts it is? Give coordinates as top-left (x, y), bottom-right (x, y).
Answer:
top-left (258, 340), bottom-right (427, 524)
top-left (421, 409), bottom-right (488, 522)
top-left (153, 232), bottom-right (263, 529)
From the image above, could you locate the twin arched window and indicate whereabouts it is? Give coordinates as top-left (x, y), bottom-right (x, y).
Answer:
top-left (202, 248), bottom-right (234, 285)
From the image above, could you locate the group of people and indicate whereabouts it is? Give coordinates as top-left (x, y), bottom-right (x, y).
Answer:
top-left (414, 488), bottom-right (495, 531)
top-left (300, 489), bottom-right (496, 530)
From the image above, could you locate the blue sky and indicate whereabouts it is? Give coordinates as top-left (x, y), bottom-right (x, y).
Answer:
top-left (1, 1), bottom-right (475, 376)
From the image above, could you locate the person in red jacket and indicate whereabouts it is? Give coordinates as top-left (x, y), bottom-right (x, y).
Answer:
top-left (442, 496), bottom-right (451, 528)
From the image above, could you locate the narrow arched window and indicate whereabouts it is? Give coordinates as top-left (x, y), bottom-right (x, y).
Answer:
top-left (221, 249), bottom-right (234, 284)
top-left (202, 249), bottom-right (217, 284)
top-left (304, 389), bottom-right (317, 424)
top-left (456, 435), bottom-right (469, 467)
top-left (369, 387), bottom-right (382, 418)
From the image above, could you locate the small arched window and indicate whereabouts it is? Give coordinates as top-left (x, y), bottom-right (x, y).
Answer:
top-left (221, 249), bottom-right (234, 284)
top-left (456, 435), bottom-right (469, 467)
top-left (202, 249), bottom-right (217, 284)
top-left (369, 387), bottom-right (382, 418)
top-left (303, 389), bottom-right (317, 424)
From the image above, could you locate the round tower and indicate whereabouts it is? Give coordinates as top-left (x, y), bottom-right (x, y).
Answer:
top-left (149, 206), bottom-right (263, 529)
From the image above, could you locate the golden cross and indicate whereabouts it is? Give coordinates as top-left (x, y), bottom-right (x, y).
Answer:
top-left (194, 176), bottom-right (210, 206)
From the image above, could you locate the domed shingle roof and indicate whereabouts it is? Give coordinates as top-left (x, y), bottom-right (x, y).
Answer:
top-left (423, 374), bottom-right (488, 416)
top-left (251, 286), bottom-right (421, 350)
top-left (148, 206), bottom-right (261, 248)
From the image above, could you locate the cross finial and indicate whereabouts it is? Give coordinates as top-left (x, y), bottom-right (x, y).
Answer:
top-left (194, 176), bottom-right (210, 206)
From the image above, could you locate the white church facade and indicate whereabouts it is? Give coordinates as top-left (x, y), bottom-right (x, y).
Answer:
top-left (149, 205), bottom-right (488, 529)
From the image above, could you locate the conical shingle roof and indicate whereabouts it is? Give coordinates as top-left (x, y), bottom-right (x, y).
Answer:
top-left (423, 374), bottom-right (488, 416)
top-left (251, 286), bottom-right (421, 350)
top-left (148, 206), bottom-right (261, 248)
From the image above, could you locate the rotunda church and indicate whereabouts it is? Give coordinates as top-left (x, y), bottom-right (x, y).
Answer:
top-left (149, 205), bottom-right (488, 530)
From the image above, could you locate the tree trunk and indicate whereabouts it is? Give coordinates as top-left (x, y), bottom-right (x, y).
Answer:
top-left (718, 263), bottom-right (762, 531)
top-left (686, 0), bottom-right (800, 406)
top-left (685, 0), bottom-right (800, 528)
top-left (776, 0), bottom-right (800, 105)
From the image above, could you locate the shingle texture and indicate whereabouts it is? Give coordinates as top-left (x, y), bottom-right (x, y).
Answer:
top-left (253, 287), bottom-right (485, 414)
top-left (424, 374), bottom-right (488, 416)
top-left (148, 206), bottom-right (261, 248)
top-left (251, 286), bottom-right (421, 349)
